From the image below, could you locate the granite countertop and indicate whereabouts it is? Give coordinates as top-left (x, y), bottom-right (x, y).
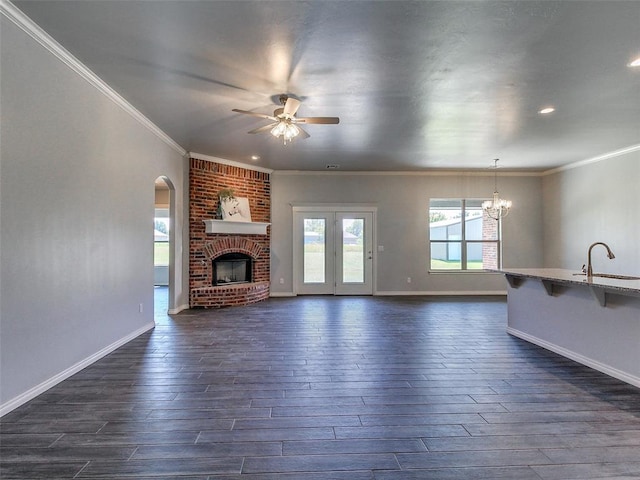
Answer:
top-left (492, 268), bottom-right (640, 295)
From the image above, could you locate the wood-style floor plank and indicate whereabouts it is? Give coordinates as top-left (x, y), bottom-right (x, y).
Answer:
top-left (1, 290), bottom-right (640, 479)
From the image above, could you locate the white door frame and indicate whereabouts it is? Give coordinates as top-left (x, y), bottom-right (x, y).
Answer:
top-left (292, 204), bottom-right (377, 296)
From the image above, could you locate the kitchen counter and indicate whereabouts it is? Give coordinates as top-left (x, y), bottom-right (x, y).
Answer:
top-left (494, 268), bottom-right (640, 388)
top-left (495, 268), bottom-right (640, 306)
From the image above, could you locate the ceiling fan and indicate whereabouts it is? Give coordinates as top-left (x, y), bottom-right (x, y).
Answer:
top-left (232, 95), bottom-right (339, 145)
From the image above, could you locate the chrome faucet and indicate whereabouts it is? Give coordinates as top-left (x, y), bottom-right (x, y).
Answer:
top-left (587, 242), bottom-right (615, 277)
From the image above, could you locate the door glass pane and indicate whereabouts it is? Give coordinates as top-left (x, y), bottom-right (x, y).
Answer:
top-left (342, 218), bottom-right (364, 283)
top-left (303, 218), bottom-right (325, 283)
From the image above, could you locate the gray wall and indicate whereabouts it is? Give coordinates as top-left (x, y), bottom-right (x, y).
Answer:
top-left (271, 172), bottom-right (543, 295)
top-left (1, 17), bottom-right (188, 409)
top-left (542, 152), bottom-right (640, 274)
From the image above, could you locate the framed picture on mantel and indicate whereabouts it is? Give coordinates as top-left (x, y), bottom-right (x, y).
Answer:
top-left (220, 196), bottom-right (252, 222)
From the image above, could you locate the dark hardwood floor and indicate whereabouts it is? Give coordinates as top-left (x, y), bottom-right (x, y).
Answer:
top-left (2, 289), bottom-right (640, 479)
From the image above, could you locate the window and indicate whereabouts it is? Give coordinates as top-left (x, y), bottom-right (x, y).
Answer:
top-left (154, 208), bottom-right (170, 267)
top-left (429, 199), bottom-right (500, 271)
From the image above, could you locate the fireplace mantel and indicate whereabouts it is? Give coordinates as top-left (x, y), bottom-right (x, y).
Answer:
top-left (204, 219), bottom-right (270, 235)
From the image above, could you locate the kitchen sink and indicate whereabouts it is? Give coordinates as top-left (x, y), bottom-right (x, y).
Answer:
top-left (573, 273), bottom-right (640, 280)
top-left (592, 273), bottom-right (640, 280)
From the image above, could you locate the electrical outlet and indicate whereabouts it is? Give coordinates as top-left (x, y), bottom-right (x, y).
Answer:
top-left (279, 278), bottom-right (285, 284)
top-left (407, 277), bottom-right (412, 283)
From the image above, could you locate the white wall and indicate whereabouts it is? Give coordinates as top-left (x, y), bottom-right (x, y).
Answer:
top-left (271, 171), bottom-right (543, 295)
top-left (542, 151), bottom-right (640, 274)
top-left (0, 14), bottom-right (188, 412)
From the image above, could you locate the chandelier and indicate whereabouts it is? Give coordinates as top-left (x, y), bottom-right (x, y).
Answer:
top-left (270, 119), bottom-right (300, 145)
top-left (482, 159), bottom-right (512, 220)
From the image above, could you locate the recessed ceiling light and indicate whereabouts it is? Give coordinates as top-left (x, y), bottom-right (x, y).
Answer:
top-left (538, 107), bottom-right (555, 114)
top-left (627, 57), bottom-right (640, 68)
top-left (250, 155), bottom-right (260, 161)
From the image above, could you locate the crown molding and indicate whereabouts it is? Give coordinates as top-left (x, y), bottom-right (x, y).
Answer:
top-left (0, 0), bottom-right (187, 157)
top-left (541, 144), bottom-right (640, 176)
top-left (189, 152), bottom-right (274, 174)
top-left (274, 169), bottom-right (539, 177)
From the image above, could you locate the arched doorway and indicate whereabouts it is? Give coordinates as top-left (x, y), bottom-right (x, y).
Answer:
top-left (154, 176), bottom-right (175, 318)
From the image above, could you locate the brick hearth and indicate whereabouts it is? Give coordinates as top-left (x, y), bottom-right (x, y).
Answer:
top-left (190, 282), bottom-right (270, 308)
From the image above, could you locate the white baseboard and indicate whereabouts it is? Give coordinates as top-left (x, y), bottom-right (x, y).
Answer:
top-left (375, 290), bottom-right (507, 296)
top-left (168, 304), bottom-right (189, 314)
top-left (269, 291), bottom-right (506, 298)
top-left (507, 327), bottom-right (640, 388)
top-left (0, 321), bottom-right (156, 417)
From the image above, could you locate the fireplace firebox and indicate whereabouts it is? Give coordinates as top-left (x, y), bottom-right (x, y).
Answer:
top-left (212, 253), bottom-right (252, 286)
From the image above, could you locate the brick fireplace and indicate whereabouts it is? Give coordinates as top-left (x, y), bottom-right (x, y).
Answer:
top-left (189, 157), bottom-right (270, 307)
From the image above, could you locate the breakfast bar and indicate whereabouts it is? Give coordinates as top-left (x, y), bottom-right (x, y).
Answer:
top-left (496, 268), bottom-right (640, 387)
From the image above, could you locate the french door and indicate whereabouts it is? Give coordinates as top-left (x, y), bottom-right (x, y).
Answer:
top-left (293, 207), bottom-right (374, 295)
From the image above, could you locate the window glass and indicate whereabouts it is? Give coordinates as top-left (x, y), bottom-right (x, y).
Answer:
top-left (429, 199), bottom-right (501, 271)
top-left (430, 241), bottom-right (462, 270)
top-left (154, 208), bottom-right (169, 267)
top-left (464, 200), bottom-right (485, 241)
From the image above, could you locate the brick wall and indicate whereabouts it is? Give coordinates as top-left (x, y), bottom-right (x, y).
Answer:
top-left (189, 158), bottom-right (270, 307)
top-left (482, 212), bottom-right (499, 269)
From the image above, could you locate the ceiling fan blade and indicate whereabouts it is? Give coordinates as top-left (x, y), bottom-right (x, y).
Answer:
top-left (295, 117), bottom-right (340, 124)
top-left (232, 109), bottom-right (277, 122)
top-left (297, 126), bottom-right (310, 139)
top-left (283, 97), bottom-right (301, 117)
top-left (247, 123), bottom-right (277, 134)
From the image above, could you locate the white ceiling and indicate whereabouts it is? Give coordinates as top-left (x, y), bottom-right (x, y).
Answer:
top-left (12, 0), bottom-right (640, 172)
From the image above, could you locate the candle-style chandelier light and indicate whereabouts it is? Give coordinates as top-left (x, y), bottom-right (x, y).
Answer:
top-left (482, 159), bottom-right (512, 220)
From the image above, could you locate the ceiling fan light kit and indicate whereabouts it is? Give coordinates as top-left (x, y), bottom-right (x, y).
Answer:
top-left (232, 95), bottom-right (339, 145)
top-left (270, 121), bottom-right (300, 145)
